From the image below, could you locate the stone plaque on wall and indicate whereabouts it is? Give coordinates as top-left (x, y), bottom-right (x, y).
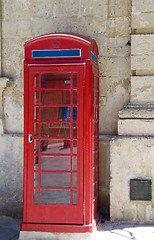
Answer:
top-left (130, 179), bottom-right (152, 201)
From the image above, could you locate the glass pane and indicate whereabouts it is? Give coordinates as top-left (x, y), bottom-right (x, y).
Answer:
top-left (73, 173), bottom-right (77, 188)
top-left (94, 167), bottom-right (97, 183)
top-left (34, 91), bottom-right (39, 105)
top-left (40, 139), bottom-right (71, 155)
top-left (34, 172), bottom-right (38, 187)
top-left (34, 139), bottom-right (39, 154)
top-left (41, 106), bottom-right (71, 121)
top-left (34, 156), bottom-right (38, 170)
top-left (72, 123), bottom-right (77, 138)
top-left (73, 190), bottom-right (77, 205)
top-left (94, 122), bottom-right (97, 136)
top-left (94, 91), bottom-right (97, 105)
top-left (94, 76), bottom-right (97, 89)
top-left (73, 106), bottom-right (77, 121)
top-left (41, 172), bottom-right (70, 188)
top-left (94, 138), bottom-right (97, 151)
top-left (35, 73), bottom-right (39, 88)
top-left (94, 152), bottom-right (97, 167)
top-left (41, 73), bottom-right (71, 88)
top-left (73, 73), bottom-right (77, 88)
top-left (72, 140), bottom-right (77, 154)
top-left (34, 107), bottom-right (39, 121)
top-left (41, 156), bottom-right (70, 171)
top-left (41, 123), bottom-right (70, 138)
top-left (34, 189), bottom-right (38, 204)
top-left (34, 123), bottom-right (39, 137)
top-left (94, 183), bottom-right (97, 199)
top-left (73, 90), bottom-right (77, 104)
top-left (40, 189), bottom-right (70, 205)
top-left (72, 156), bottom-right (77, 171)
top-left (41, 90), bottom-right (70, 105)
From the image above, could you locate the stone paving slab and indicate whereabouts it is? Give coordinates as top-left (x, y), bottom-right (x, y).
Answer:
top-left (1, 221), bottom-right (154, 240)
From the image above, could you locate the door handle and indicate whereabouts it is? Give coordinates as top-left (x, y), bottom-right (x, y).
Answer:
top-left (28, 134), bottom-right (33, 143)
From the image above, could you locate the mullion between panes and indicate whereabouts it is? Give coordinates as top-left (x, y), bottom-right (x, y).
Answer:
top-left (38, 73), bottom-right (41, 205)
top-left (70, 72), bottom-right (73, 205)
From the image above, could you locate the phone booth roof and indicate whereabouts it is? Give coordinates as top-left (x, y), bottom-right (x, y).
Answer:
top-left (24, 33), bottom-right (99, 63)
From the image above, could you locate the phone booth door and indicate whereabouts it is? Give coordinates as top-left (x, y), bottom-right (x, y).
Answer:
top-left (26, 65), bottom-right (84, 224)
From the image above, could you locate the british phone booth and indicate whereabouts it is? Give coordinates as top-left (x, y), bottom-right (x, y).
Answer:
top-left (20, 33), bottom-right (99, 233)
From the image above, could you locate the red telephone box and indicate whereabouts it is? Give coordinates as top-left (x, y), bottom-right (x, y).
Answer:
top-left (20, 33), bottom-right (99, 233)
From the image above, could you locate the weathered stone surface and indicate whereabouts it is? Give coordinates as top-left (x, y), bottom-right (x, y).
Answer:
top-left (131, 76), bottom-right (154, 103)
top-left (110, 137), bottom-right (154, 223)
top-left (118, 119), bottom-right (154, 136)
top-left (132, 12), bottom-right (154, 33)
top-left (131, 55), bottom-right (154, 72)
top-left (119, 107), bottom-right (154, 119)
top-left (0, 134), bottom-right (23, 218)
top-left (132, 0), bottom-right (154, 13)
top-left (131, 34), bottom-right (154, 56)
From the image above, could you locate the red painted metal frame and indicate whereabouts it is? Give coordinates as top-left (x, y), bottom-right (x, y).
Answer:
top-left (21, 33), bottom-right (99, 233)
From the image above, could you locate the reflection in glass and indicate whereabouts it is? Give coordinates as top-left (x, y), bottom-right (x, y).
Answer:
top-left (73, 107), bottom-right (77, 121)
top-left (34, 107), bottom-right (39, 121)
top-left (72, 156), bottom-right (77, 171)
top-left (73, 90), bottom-right (77, 104)
top-left (94, 152), bottom-right (97, 167)
top-left (34, 139), bottom-right (39, 154)
top-left (72, 140), bottom-right (77, 154)
top-left (41, 156), bottom-right (70, 171)
top-left (94, 183), bottom-right (97, 199)
top-left (41, 172), bottom-right (70, 188)
top-left (34, 189), bottom-right (38, 204)
top-left (34, 156), bottom-right (38, 170)
top-left (94, 107), bottom-right (98, 120)
top-left (94, 76), bottom-right (97, 89)
top-left (40, 189), bottom-right (70, 205)
top-left (41, 90), bottom-right (70, 105)
top-left (34, 73), bottom-right (39, 88)
top-left (73, 73), bottom-right (77, 88)
top-left (34, 91), bottom-right (39, 105)
top-left (41, 123), bottom-right (70, 138)
top-left (40, 139), bottom-right (71, 155)
top-left (34, 172), bottom-right (38, 187)
top-left (73, 190), bottom-right (77, 205)
top-left (73, 173), bottom-right (77, 188)
top-left (94, 91), bottom-right (97, 105)
top-left (41, 73), bottom-right (71, 88)
top-left (72, 123), bottom-right (77, 138)
top-left (94, 167), bottom-right (97, 183)
top-left (34, 123), bottom-right (39, 137)
top-left (94, 138), bottom-right (97, 151)
top-left (41, 106), bottom-right (71, 121)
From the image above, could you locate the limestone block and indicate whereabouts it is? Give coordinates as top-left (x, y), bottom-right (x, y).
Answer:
top-left (132, 0), bottom-right (154, 13)
top-left (81, 0), bottom-right (108, 19)
top-left (30, 0), bottom-right (55, 19)
top-left (109, 0), bottom-right (131, 17)
top-left (131, 76), bottom-right (154, 103)
top-left (132, 12), bottom-right (154, 33)
top-left (108, 36), bottom-right (131, 57)
top-left (108, 17), bottom-right (131, 37)
top-left (110, 137), bottom-right (154, 223)
top-left (131, 55), bottom-right (154, 72)
top-left (0, 119), bottom-right (4, 135)
top-left (118, 119), bottom-right (154, 136)
top-left (0, 134), bottom-right (23, 217)
top-left (3, 90), bottom-right (24, 134)
top-left (2, 0), bottom-right (31, 21)
top-left (99, 83), bottom-right (130, 134)
top-left (107, 57), bottom-right (130, 77)
top-left (131, 34), bottom-right (154, 56)
top-left (119, 107), bottom-right (154, 119)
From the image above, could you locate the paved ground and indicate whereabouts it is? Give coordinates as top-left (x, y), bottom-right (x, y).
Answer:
top-left (0, 219), bottom-right (154, 240)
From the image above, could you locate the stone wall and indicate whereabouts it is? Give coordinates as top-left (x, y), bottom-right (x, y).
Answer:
top-left (0, 0), bottom-right (131, 218)
top-left (110, 0), bottom-right (154, 223)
